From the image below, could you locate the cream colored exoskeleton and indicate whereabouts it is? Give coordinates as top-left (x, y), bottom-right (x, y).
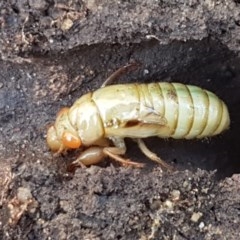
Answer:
top-left (47, 64), bottom-right (230, 170)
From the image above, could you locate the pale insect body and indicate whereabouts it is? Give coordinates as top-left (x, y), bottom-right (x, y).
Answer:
top-left (47, 66), bottom-right (230, 170)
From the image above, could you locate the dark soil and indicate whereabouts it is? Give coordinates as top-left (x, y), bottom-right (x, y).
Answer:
top-left (0, 1), bottom-right (240, 239)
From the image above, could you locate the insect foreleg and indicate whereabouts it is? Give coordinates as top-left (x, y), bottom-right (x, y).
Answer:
top-left (101, 62), bottom-right (141, 87)
top-left (70, 146), bottom-right (106, 169)
top-left (136, 139), bottom-right (174, 171)
top-left (69, 137), bottom-right (144, 170)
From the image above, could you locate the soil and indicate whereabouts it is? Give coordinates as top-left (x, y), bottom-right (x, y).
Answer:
top-left (0, 1), bottom-right (240, 239)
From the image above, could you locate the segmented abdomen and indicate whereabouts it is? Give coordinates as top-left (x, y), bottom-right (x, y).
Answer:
top-left (139, 83), bottom-right (230, 139)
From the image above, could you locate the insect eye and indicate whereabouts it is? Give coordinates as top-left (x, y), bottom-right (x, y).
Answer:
top-left (62, 131), bottom-right (82, 149)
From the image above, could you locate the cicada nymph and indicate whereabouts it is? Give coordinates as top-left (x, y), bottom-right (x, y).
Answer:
top-left (47, 64), bottom-right (230, 170)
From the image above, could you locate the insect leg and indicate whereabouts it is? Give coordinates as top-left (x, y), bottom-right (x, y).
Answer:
top-left (68, 137), bottom-right (144, 170)
top-left (136, 139), bottom-right (174, 171)
top-left (101, 62), bottom-right (141, 87)
top-left (69, 146), bottom-right (106, 171)
top-left (103, 137), bottom-right (145, 167)
top-left (103, 148), bottom-right (145, 168)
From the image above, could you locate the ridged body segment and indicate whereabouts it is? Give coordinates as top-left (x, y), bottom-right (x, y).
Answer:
top-left (89, 83), bottom-right (229, 139)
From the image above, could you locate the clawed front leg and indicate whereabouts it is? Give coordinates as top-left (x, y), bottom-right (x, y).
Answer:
top-left (68, 146), bottom-right (106, 171)
top-left (69, 137), bottom-right (145, 170)
top-left (68, 138), bottom-right (173, 171)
